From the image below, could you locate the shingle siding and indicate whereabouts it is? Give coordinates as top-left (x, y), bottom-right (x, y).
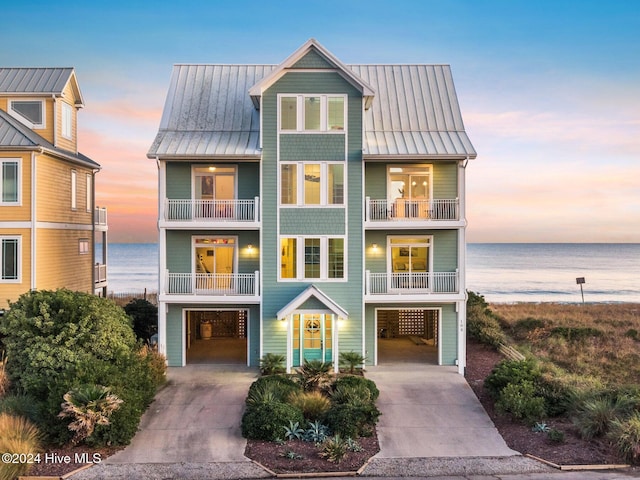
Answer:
top-left (280, 135), bottom-right (345, 161)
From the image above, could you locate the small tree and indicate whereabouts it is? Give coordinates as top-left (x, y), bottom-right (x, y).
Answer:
top-left (58, 385), bottom-right (122, 444)
top-left (259, 353), bottom-right (286, 375)
top-left (124, 298), bottom-right (158, 343)
top-left (338, 351), bottom-right (366, 374)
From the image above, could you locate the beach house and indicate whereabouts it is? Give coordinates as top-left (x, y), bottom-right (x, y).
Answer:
top-left (0, 68), bottom-right (108, 305)
top-left (148, 39), bottom-right (476, 373)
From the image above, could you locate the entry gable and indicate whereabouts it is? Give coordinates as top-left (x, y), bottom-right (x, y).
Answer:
top-left (249, 38), bottom-right (375, 109)
top-left (277, 285), bottom-right (348, 320)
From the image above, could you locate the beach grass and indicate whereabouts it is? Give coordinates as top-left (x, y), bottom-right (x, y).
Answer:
top-left (490, 303), bottom-right (640, 387)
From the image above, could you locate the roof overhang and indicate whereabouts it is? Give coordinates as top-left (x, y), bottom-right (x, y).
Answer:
top-left (277, 285), bottom-right (349, 320)
top-left (249, 38), bottom-right (375, 110)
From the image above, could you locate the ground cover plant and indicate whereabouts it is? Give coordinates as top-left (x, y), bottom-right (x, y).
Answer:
top-left (467, 293), bottom-right (640, 465)
top-left (243, 357), bottom-right (380, 473)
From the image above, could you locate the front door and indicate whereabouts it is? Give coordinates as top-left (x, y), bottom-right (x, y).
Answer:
top-left (292, 313), bottom-right (333, 367)
top-left (194, 237), bottom-right (236, 291)
top-left (194, 165), bottom-right (236, 218)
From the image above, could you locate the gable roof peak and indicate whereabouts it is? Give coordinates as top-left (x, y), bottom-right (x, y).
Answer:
top-left (249, 38), bottom-right (375, 109)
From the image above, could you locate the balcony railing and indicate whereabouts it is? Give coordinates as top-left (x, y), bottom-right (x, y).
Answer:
top-left (164, 198), bottom-right (259, 222)
top-left (365, 198), bottom-right (459, 222)
top-left (164, 271), bottom-right (259, 296)
top-left (94, 207), bottom-right (108, 225)
top-left (94, 263), bottom-right (107, 284)
top-left (365, 270), bottom-right (459, 295)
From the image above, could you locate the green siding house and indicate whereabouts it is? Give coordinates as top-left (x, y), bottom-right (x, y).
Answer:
top-left (147, 39), bottom-right (476, 374)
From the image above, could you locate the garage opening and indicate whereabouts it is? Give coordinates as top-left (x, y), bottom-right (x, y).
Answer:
top-left (376, 308), bottom-right (439, 364)
top-left (186, 310), bottom-right (248, 364)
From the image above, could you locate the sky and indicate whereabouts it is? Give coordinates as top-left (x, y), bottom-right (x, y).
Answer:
top-left (2, 0), bottom-right (639, 243)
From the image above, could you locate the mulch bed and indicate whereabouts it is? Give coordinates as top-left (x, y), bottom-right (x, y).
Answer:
top-left (465, 340), bottom-right (626, 466)
top-left (245, 431), bottom-right (379, 474)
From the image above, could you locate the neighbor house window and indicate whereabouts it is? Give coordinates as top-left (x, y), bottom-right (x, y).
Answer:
top-left (62, 102), bottom-right (73, 139)
top-left (279, 95), bottom-right (346, 132)
top-left (71, 170), bottom-right (77, 210)
top-left (79, 239), bottom-right (89, 255)
top-left (1, 236), bottom-right (20, 282)
top-left (9, 99), bottom-right (45, 129)
top-left (0, 159), bottom-right (20, 204)
top-left (280, 236), bottom-right (345, 281)
top-left (280, 162), bottom-right (345, 206)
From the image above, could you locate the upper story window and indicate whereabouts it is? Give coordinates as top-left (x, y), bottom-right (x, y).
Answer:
top-left (279, 95), bottom-right (346, 132)
top-left (280, 236), bottom-right (345, 281)
top-left (8, 99), bottom-right (45, 129)
top-left (280, 162), bottom-right (344, 206)
top-left (0, 159), bottom-right (20, 205)
top-left (62, 102), bottom-right (73, 139)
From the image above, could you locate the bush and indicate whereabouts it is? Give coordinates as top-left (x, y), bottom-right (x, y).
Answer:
top-left (259, 353), bottom-right (286, 375)
top-left (0, 351), bottom-right (8, 397)
top-left (572, 395), bottom-right (634, 440)
top-left (547, 428), bottom-right (565, 443)
top-left (287, 391), bottom-right (331, 421)
top-left (338, 351), bottom-right (366, 374)
top-left (466, 291), bottom-right (506, 347)
top-left (297, 360), bottom-right (333, 392)
top-left (333, 375), bottom-right (379, 401)
top-left (323, 402), bottom-right (380, 438)
top-left (536, 374), bottom-right (575, 417)
top-left (241, 402), bottom-right (304, 441)
top-left (610, 412), bottom-right (640, 463)
top-left (247, 375), bottom-right (301, 406)
top-left (511, 317), bottom-right (547, 340)
top-left (0, 394), bottom-right (40, 424)
top-left (484, 358), bottom-right (541, 399)
top-left (0, 289), bottom-right (163, 446)
top-left (0, 413), bottom-right (41, 480)
top-left (123, 299), bottom-right (158, 343)
top-left (496, 381), bottom-right (546, 423)
top-left (320, 435), bottom-right (347, 463)
top-left (550, 326), bottom-right (604, 342)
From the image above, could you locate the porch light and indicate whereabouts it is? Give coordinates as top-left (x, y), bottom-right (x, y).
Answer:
top-left (371, 243), bottom-right (378, 250)
top-left (208, 166), bottom-right (216, 171)
top-left (247, 243), bottom-right (254, 251)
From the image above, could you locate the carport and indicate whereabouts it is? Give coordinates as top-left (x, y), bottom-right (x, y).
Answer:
top-left (376, 308), bottom-right (439, 364)
top-left (185, 309), bottom-right (248, 364)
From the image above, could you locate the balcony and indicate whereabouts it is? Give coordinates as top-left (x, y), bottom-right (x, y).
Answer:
top-left (94, 207), bottom-right (108, 230)
top-left (162, 198), bottom-right (260, 229)
top-left (364, 270), bottom-right (460, 301)
top-left (161, 270), bottom-right (260, 303)
top-left (365, 197), bottom-right (460, 228)
top-left (94, 263), bottom-right (107, 288)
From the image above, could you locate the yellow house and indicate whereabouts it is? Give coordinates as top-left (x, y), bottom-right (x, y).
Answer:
top-left (0, 68), bottom-right (107, 306)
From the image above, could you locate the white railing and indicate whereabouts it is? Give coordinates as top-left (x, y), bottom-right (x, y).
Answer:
top-left (94, 263), bottom-right (107, 283)
top-left (366, 198), bottom-right (459, 221)
top-left (365, 270), bottom-right (459, 295)
top-left (165, 271), bottom-right (259, 296)
top-left (164, 197), bottom-right (259, 222)
top-left (94, 207), bottom-right (108, 225)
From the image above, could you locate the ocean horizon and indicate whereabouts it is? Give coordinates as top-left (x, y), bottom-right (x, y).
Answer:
top-left (100, 242), bottom-right (640, 304)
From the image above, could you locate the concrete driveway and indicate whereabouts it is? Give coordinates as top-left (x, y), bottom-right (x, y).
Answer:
top-left (365, 363), bottom-right (519, 458)
top-left (106, 364), bottom-right (259, 464)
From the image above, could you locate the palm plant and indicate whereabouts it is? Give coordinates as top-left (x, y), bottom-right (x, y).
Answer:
top-left (58, 384), bottom-right (123, 444)
top-left (260, 353), bottom-right (286, 375)
top-left (297, 360), bottom-right (333, 392)
top-left (338, 351), bottom-right (366, 374)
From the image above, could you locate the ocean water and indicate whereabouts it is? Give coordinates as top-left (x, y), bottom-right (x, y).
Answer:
top-left (102, 243), bottom-right (640, 303)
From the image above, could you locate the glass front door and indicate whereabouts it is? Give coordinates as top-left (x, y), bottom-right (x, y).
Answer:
top-left (292, 313), bottom-right (333, 366)
top-left (194, 166), bottom-right (236, 218)
top-left (389, 237), bottom-right (430, 290)
top-left (388, 165), bottom-right (431, 218)
top-left (194, 237), bottom-right (236, 291)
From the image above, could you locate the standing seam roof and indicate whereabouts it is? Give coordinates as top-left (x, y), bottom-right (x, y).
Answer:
top-left (0, 68), bottom-right (74, 94)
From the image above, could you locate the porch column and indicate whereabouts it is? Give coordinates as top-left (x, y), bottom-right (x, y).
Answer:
top-left (457, 300), bottom-right (466, 375)
top-left (158, 302), bottom-right (167, 363)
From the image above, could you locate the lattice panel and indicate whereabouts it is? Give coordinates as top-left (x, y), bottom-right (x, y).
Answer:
top-left (398, 309), bottom-right (425, 336)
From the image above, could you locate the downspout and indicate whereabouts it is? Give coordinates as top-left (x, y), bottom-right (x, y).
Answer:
top-left (52, 95), bottom-right (58, 147)
top-left (457, 156), bottom-right (469, 374)
top-left (155, 156), bottom-right (167, 360)
top-left (31, 151), bottom-right (38, 290)
top-left (91, 169), bottom-right (97, 293)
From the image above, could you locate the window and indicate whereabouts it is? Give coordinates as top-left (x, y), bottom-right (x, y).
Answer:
top-left (389, 236), bottom-right (431, 274)
top-left (1, 159), bottom-right (20, 204)
top-left (79, 239), bottom-right (89, 255)
top-left (280, 236), bottom-right (345, 281)
top-left (86, 174), bottom-right (92, 212)
top-left (1, 236), bottom-right (20, 282)
top-left (9, 99), bottom-right (44, 128)
top-left (279, 95), bottom-right (346, 132)
top-left (280, 162), bottom-right (345, 206)
top-left (71, 170), bottom-right (77, 210)
top-left (62, 102), bottom-right (72, 139)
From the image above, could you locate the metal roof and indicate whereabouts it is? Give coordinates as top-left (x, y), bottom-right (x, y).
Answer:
top-left (149, 62), bottom-right (476, 159)
top-left (0, 67), bottom-right (77, 93)
top-left (0, 109), bottom-right (100, 168)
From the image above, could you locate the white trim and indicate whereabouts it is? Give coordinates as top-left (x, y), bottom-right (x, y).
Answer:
top-left (7, 98), bottom-right (46, 129)
top-left (0, 158), bottom-right (21, 206)
top-left (34, 222), bottom-right (94, 231)
top-left (386, 163), bottom-right (433, 204)
top-left (385, 234), bottom-right (434, 277)
top-left (278, 235), bottom-right (347, 282)
top-left (191, 235), bottom-right (239, 275)
top-left (71, 169), bottom-right (77, 210)
top-left (31, 152), bottom-right (36, 289)
top-left (277, 94), bottom-right (347, 133)
top-left (373, 307), bottom-right (442, 366)
top-left (277, 285), bottom-right (349, 320)
top-left (0, 235), bottom-right (21, 283)
top-left (61, 102), bottom-right (73, 139)
top-left (86, 174), bottom-right (92, 212)
top-left (191, 164), bottom-right (238, 201)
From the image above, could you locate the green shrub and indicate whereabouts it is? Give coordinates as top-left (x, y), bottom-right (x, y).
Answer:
top-left (260, 353), bottom-right (286, 375)
top-left (536, 374), bottom-right (575, 417)
top-left (241, 402), bottom-right (304, 441)
top-left (547, 428), bottom-right (565, 443)
top-left (496, 381), bottom-right (546, 423)
top-left (333, 375), bottom-right (379, 401)
top-left (511, 317), bottom-right (547, 340)
top-left (0, 289), bottom-right (161, 446)
top-left (609, 412), bottom-right (640, 463)
top-left (0, 394), bottom-right (40, 424)
top-left (323, 402), bottom-right (380, 438)
top-left (247, 375), bottom-right (301, 406)
top-left (338, 351), bottom-right (366, 374)
top-left (466, 291), bottom-right (506, 347)
top-left (287, 391), bottom-right (331, 421)
top-left (123, 299), bottom-right (158, 343)
top-left (572, 395), bottom-right (635, 440)
top-left (330, 384), bottom-right (372, 405)
top-left (484, 358), bottom-right (541, 399)
top-left (625, 329), bottom-right (640, 341)
top-left (550, 326), bottom-right (603, 342)
top-left (303, 420), bottom-right (329, 443)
